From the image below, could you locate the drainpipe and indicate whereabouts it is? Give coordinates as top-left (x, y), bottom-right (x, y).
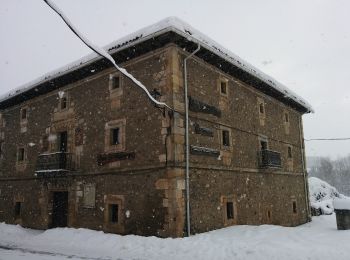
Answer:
top-left (298, 116), bottom-right (311, 222)
top-left (184, 44), bottom-right (201, 237)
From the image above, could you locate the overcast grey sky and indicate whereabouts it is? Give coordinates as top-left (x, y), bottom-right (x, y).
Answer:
top-left (1, 0), bottom-right (350, 159)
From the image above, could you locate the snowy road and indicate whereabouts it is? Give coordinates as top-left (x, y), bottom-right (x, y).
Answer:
top-left (1, 215), bottom-right (350, 260)
top-left (0, 246), bottom-right (113, 260)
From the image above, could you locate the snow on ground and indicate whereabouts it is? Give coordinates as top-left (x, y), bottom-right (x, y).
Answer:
top-left (1, 214), bottom-right (349, 260)
top-left (308, 176), bottom-right (347, 214)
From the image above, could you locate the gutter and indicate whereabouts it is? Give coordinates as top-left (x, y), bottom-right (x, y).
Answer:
top-left (184, 44), bottom-right (201, 237)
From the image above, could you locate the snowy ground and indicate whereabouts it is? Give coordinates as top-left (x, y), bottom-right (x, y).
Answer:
top-left (1, 214), bottom-right (349, 260)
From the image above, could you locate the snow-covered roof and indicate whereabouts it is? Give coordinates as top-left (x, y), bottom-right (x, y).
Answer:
top-left (0, 17), bottom-right (313, 113)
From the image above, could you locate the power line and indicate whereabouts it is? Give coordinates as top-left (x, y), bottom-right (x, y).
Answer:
top-left (43, 0), bottom-right (172, 111)
top-left (305, 138), bottom-right (350, 141)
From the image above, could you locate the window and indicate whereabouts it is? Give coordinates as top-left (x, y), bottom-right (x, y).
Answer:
top-left (226, 202), bottom-right (234, 220)
top-left (292, 201), bottom-right (297, 214)
top-left (0, 141), bottom-right (3, 158)
top-left (42, 135), bottom-right (49, 153)
top-left (267, 210), bottom-right (271, 220)
top-left (109, 204), bottom-right (119, 223)
top-left (58, 131), bottom-right (68, 152)
top-left (105, 119), bottom-right (125, 152)
top-left (21, 108), bottom-right (27, 120)
top-left (220, 81), bottom-right (227, 94)
top-left (260, 140), bottom-right (268, 150)
top-left (222, 196), bottom-right (236, 226)
top-left (110, 128), bottom-right (120, 145)
top-left (259, 102), bottom-right (265, 114)
top-left (110, 75), bottom-right (120, 90)
top-left (103, 194), bottom-right (124, 231)
top-left (222, 130), bottom-right (230, 146)
top-left (287, 146), bottom-right (293, 158)
top-left (60, 97), bottom-right (67, 110)
top-left (14, 202), bottom-right (21, 218)
top-left (284, 112), bottom-right (289, 123)
top-left (17, 148), bottom-right (25, 162)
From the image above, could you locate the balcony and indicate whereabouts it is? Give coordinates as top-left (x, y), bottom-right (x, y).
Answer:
top-left (35, 152), bottom-right (74, 177)
top-left (259, 150), bottom-right (282, 168)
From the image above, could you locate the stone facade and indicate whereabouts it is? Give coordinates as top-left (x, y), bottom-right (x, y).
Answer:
top-left (0, 42), bottom-right (310, 237)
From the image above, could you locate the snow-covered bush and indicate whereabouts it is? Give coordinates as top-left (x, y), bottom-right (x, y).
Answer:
top-left (309, 177), bottom-right (347, 215)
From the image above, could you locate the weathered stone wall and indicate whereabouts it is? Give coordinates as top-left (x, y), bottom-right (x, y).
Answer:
top-left (189, 168), bottom-right (308, 234)
top-left (0, 46), bottom-right (173, 177)
top-left (0, 168), bottom-right (169, 236)
top-left (0, 45), bottom-right (184, 237)
top-left (170, 47), bottom-right (309, 232)
top-left (177, 50), bottom-right (305, 173)
top-left (0, 44), bottom-right (309, 237)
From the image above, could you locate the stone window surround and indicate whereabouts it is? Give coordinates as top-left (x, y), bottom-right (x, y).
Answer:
top-left (20, 106), bottom-right (29, 125)
top-left (41, 135), bottom-right (49, 153)
top-left (257, 98), bottom-right (265, 115)
top-left (218, 77), bottom-right (229, 97)
top-left (258, 135), bottom-right (269, 151)
top-left (267, 209), bottom-right (272, 221)
top-left (109, 72), bottom-right (123, 97)
top-left (284, 111), bottom-right (290, 124)
top-left (283, 110), bottom-right (290, 135)
top-left (292, 199), bottom-right (297, 214)
top-left (16, 145), bottom-right (27, 163)
top-left (219, 126), bottom-right (233, 151)
top-left (58, 92), bottom-right (69, 111)
top-left (287, 145), bottom-right (293, 159)
top-left (257, 97), bottom-right (266, 127)
top-left (105, 119), bottom-right (126, 152)
top-left (221, 195), bottom-right (237, 226)
top-left (103, 194), bottom-right (124, 233)
top-left (0, 140), bottom-right (4, 159)
top-left (13, 195), bottom-right (24, 222)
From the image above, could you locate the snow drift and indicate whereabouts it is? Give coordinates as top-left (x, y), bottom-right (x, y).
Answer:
top-left (308, 177), bottom-right (347, 215)
top-left (1, 214), bottom-right (350, 260)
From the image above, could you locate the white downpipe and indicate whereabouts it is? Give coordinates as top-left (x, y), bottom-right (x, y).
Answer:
top-left (299, 116), bottom-right (311, 221)
top-left (184, 44), bottom-right (201, 237)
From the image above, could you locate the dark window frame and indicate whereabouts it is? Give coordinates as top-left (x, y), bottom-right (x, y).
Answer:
top-left (0, 140), bottom-right (3, 158)
top-left (110, 128), bottom-right (120, 145)
top-left (220, 81), bottom-right (227, 95)
top-left (287, 146), bottom-right (293, 158)
top-left (110, 75), bottom-right (120, 90)
top-left (292, 201), bottom-right (297, 214)
top-left (60, 97), bottom-right (68, 110)
top-left (226, 201), bottom-right (234, 220)
top-left (17, 148), bottom-right (25, 162)
top-left (14, 201), bottom-right (22, 218)
top-left (109, 203), bottom-right (119, 223)
top-left (21, 108), bottom-right (27, 120)
top-left (285, 112), bottom-right (289, 123)
top-left (222, 130), bottom-right (230, 147)
top-left (260, 140), bottom-right (268, 151)
top-left (259, 102), bottom-right (265, 114)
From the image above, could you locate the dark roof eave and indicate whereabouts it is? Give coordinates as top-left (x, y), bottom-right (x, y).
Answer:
top-left (0, 31), bottom-right (310, 113)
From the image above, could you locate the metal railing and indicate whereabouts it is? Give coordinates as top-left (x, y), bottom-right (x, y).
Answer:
top-left (36, 152), bottom-right (74, 172)
top-left (259, 149), bottom-right (282, 168)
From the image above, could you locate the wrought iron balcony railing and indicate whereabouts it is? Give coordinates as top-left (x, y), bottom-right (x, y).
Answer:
top-left (35, 152), bottom-right (74, 173)
top-left (259, 149), bottom-right (282, 168)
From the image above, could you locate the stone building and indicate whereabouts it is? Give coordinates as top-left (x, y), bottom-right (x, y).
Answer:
top-left (0, 17), bottom-right (313, 237)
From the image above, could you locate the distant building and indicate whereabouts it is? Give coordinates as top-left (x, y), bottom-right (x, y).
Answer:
top-left (0, 17), bottom-right (312, 237)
